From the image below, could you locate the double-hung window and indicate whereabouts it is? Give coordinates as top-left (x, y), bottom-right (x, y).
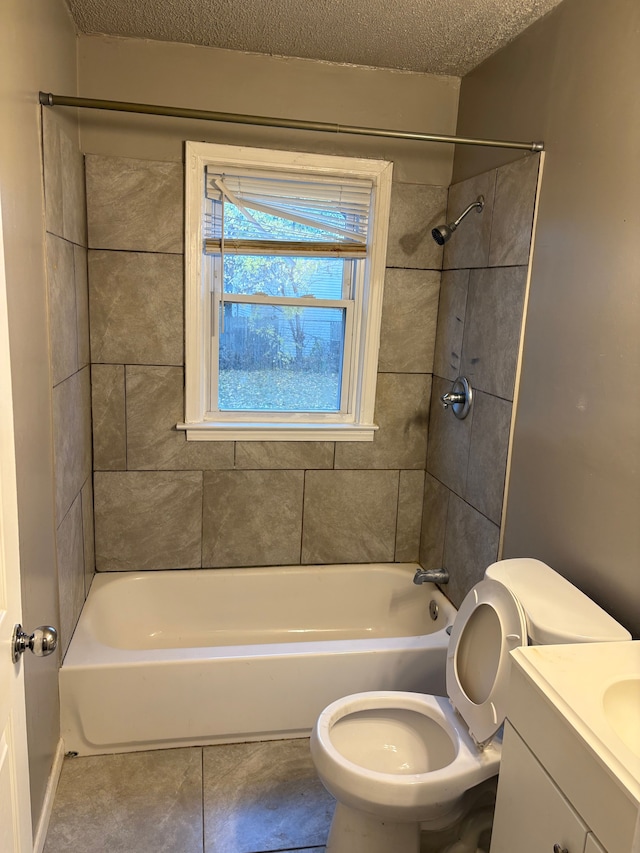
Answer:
top-left (180, 143), bottom-right (392, 441)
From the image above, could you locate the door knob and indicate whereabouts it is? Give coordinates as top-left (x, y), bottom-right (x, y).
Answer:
top-left (12, 624), bottom-right (58, 662)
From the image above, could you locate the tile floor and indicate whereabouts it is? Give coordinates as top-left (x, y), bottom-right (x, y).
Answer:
top-left (44, 739), bottom-right (333, 853)
top-left (44, 738), bottom-right (496, 853)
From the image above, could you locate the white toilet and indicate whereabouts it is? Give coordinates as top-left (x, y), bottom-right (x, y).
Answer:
top-left (311, 558), bottom-right (630, 853)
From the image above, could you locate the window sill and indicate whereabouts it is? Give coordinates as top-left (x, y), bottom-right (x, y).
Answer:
top-left (175, 422), bottom-right (378, 442)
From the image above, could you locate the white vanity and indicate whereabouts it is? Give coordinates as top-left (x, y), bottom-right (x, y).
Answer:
top-left (490, 641), bottom-right (639, 853)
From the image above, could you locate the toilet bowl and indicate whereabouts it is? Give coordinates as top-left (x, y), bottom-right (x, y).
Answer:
top-left (311, 692), bottom-right (500, 843)
top-left (310, 559), bottom-right (631, 853)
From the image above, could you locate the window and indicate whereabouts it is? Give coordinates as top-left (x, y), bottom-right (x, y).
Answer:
top-left (179, 143), bottom-right (392, 441)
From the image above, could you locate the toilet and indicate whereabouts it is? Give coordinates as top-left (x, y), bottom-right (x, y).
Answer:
top-left (310, 558), bottom-right (630, 853)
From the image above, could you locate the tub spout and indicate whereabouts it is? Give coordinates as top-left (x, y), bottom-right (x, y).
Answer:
top-left (413, 567), bottom-right (449, 585)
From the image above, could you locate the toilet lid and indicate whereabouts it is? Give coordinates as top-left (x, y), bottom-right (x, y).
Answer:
top-left (446, 578), bottom-right (527, 745)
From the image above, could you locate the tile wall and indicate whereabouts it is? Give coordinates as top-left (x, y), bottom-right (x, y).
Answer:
top-left (419, 154), bottom-right (540, 605)
top-left (42, 110), bottom-right (95, 655)
top-left (86, 154), bottom-right (447, 571)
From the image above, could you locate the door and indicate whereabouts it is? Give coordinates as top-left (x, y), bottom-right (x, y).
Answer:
top-left (0, 194), bottom-right (33, 850)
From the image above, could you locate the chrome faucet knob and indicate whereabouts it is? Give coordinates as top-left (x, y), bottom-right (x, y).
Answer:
top-left (441, 392), bottom-right (465, 409)
top-left (440, 377), bottom-right (472, 420)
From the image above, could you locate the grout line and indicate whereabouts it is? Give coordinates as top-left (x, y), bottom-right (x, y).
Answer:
top-left (200, 470), bottom-right (206, 569)
top-left (299, 470), bottom-right (306, 564)
top-left (392, 469), bottom-right (401, 562)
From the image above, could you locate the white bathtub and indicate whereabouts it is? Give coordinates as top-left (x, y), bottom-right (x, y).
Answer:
top-left (60, 563), bottom-right (456, 755)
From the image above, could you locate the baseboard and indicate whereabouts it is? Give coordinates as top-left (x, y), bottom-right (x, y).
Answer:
top-left (32, 738), bottom-right (64, 853)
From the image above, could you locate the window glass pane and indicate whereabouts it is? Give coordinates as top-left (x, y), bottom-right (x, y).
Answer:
top-left (224, 255), bottom-right (349, 300)
top-left (218, 303), bottom-right (345, 412)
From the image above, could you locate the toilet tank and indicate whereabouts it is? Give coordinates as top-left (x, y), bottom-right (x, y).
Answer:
top-left (485, 558), bottom-right (631, 645)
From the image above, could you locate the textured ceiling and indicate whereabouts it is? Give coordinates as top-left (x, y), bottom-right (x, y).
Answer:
top-left (65, 0), bottom-right (562, 76)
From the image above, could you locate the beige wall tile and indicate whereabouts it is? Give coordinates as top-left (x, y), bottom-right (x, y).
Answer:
top-left (395, 470), bottom-right (425, 562)
top-left (60, 127), bottom-right (87, 247)
top-left (378, 269), bottom-right (440, 373)
top-left (94, 471), bottom-right (203, 571)
top-left (126, 366), bottom-right (234, 470)
top-left (73, 245), bottom-right (90, 368)
top-left (42, 109), bottom-right (64, 239)
top-left (424, 157), bottom-right (537, 605)
top-left (334, 373), bottom-right (430, 470)
top-left (386, 183), bottom-right (447, 270)
top-left (89, 250), bottom-right (183, 365)
top-left (46, 233), bottom-right (78, 386)
top-left (92, 364), bottom-right (126, 470)
top-left (426, 375), bottom-right (473, 495)
top-left (302, 469), bottom-right (398, 563)
top-left (86, 154), bottom-right (183, 253)
top-left (443, 169), bottom-right (496, 270)
top-left (419, 473), bottom-right (450, 570)
top-left (461, 266), bottom-right (527, 399)
top-left (53, 367), bottom-right (92, 525)
top-left (42, 109), bottom-right (87, 247)
top-left (465, 391), bottom-right (512, 525)
top-left (202, 470), bottom-right (304, 567)
top-left (56, 495), bottom-right (85, 658)
top-left (444, 493), bottom-right (499, 608)
top-left (489, 154), bottom-right (540, 267)
top-left (81, 477), bottom-right (95, 596)
top-left (235, 440), bottom-right (334, 469)
top-left (433, 269), bottom-right (470, 381)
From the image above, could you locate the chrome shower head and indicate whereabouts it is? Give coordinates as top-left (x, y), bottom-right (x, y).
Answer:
top-left (432, 195), bottom-right (485, 245)
top-left (431, 223), bottom-right (455, 245)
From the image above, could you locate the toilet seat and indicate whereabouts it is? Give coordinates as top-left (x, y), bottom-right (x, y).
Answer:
top-left (446, 578), bottom-right (527, 745)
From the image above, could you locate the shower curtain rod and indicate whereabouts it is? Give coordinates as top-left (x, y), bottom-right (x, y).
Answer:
top-left (39, 92), bottom-right (544, 152)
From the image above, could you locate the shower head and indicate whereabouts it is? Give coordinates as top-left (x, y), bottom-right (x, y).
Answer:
top-left (431, 223), bottom-right (454, 245)
top-left (432, 195), bottom-right (485, 245)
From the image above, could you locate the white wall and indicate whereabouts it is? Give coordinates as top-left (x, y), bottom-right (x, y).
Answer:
top-left (77, 35), bottom-right (459, 186)
top-left (454, 0), bottom-right (640, 636)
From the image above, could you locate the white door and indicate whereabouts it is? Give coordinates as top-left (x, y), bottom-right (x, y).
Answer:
top-left (0, 195), bottom-right (33, 850)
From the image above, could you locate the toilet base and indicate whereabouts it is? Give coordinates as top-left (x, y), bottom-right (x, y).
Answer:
top-left (326, 803), bottom-right (420, 853)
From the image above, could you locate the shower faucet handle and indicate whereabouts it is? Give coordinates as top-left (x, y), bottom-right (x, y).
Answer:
top-left (440, 377), bottom-right (473, 420)
top-left (441, 391), bottom-right (465, 408)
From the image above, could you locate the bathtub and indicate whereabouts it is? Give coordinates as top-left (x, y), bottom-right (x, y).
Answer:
top-left (60, 562), bottom-right (456, 755)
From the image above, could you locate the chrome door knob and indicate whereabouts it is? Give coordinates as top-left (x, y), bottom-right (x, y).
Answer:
top-left (12, 624), bottom-right (58, 662)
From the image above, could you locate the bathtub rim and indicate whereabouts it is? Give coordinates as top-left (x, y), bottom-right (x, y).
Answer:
top-left (63, 562), bottom-right (456, 666)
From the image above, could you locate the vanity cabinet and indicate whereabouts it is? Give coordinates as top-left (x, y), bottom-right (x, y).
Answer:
top-left (490, 722), bottom-right (605, 853)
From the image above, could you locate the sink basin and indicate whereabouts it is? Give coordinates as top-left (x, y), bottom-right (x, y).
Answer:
top-left (603, 677), bottom-right (640, 758)
top-left (510, 641), bottom-right (640, 797)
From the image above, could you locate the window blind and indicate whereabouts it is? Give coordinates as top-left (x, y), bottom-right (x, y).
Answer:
top-left (204, 167), bottom-right (373, 247)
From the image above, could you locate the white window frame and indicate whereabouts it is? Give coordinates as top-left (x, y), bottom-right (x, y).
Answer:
top-left (178, 142), bottom-right (393, 442)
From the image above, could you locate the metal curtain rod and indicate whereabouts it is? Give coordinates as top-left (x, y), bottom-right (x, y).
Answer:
top-left (39, 92), bottom-right (544, 152)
